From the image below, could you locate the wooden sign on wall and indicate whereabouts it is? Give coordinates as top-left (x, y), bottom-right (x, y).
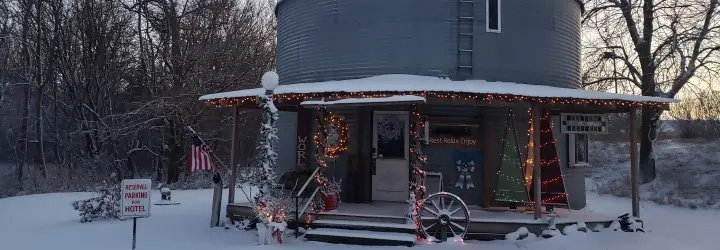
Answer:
top-left (296, 109), bottom-right (312, 169)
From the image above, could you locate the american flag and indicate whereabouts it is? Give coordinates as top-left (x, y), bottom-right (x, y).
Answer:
top-left (189, 134), bottom-right (213, 173)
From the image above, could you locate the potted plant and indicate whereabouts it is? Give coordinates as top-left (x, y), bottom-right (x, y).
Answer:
top-left (320, 178), bottom-right (342, 211)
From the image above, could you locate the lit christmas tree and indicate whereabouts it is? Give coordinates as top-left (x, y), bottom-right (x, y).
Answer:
top-left (529, 111), bottom-right (569, 207)
top-left (493, 110), bottom-right (529, 205)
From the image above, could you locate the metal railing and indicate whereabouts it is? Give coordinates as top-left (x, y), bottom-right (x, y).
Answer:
top-left (293, 167), bottom-right (321, 238)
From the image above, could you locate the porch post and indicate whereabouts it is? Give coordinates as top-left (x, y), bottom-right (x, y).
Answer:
top-left (629, 108), bottom-right (640, 217)
top-left (532, 105), bottom-right (542, 220)
top-left (228, 104), bottom-right (240, 205)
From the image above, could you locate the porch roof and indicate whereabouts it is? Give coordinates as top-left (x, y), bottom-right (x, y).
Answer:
top-left (199, 74), bottom-right (678, 110)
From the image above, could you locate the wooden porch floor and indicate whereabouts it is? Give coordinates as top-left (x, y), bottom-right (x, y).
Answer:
top-left (312, 201), bottom-right (617, 224)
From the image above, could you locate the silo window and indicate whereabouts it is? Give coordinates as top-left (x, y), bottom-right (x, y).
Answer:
top-left (486, 0), bottom-right (501, 33)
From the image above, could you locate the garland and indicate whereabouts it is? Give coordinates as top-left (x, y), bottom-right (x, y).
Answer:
top-left (408, 104), bottom-right (428, 238)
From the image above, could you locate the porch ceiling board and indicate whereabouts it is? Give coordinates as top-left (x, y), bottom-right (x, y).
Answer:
top-left (200, 74), bottom-right (678, 111)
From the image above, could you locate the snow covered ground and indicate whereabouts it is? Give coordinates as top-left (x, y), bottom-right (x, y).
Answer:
top-left (0, 188), bottom-right (717, 250)
top-left (588, 139), bottom-right (720, 208)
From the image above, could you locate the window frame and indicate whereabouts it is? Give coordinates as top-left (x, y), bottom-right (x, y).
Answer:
top-left (486, 0), bottom-right (502, 33)
top-left (568, 134), bottom-right (590, 167)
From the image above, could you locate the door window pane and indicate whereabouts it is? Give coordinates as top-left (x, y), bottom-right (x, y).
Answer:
top-left (376, 115), bottom-right (406, 159)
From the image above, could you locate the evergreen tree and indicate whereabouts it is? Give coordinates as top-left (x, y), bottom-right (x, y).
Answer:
top-left (71, 182), bottom-right (121, 223)
top-left (493, 110), bottom-right (529, 204)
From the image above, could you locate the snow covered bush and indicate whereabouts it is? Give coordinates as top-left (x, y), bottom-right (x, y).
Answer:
top-left (619, 215), bottom-right (644, 232)
top-left (540, 215), bottom-right (561, 239)
top-left (505, 227), bottom-right (532, 241)
top-left (71, 182), bottom-right (121, 223)
top-left (575, 222), bottom-right (589, 233)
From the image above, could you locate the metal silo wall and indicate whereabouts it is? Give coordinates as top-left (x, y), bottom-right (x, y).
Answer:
top-left (276, 0), bottom-right (582, 88)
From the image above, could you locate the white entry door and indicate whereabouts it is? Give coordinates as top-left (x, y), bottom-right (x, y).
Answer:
top-left (372, 111), bottom-right (409, 202)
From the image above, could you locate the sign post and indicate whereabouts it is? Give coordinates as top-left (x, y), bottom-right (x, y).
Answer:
top-left (121, 179), bottom-right (152, 250)
top-left (132, 218), bottom-right (137, 249)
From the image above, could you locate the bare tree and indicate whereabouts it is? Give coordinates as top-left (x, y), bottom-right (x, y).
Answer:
top-left (0, 0), bottom-right (275, 195)
top-left (127, 0), bottom-right (275, 183)
top-left (667, 88), bottom-right (720, 138)
top-left (582, 0), bottom-right (720, 183)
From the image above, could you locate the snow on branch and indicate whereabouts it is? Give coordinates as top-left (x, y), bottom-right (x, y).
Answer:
top-left (71, 183), bottom-right (121, 223)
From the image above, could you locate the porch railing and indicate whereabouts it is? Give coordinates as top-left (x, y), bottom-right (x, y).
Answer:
top-left (293, 166), bottom-right (321, 238)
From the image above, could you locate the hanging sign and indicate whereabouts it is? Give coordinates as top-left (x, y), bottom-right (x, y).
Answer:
top-left (429, 136), bottom-right (478, 147)
top-left (560, 113), bottom-right (608, 134)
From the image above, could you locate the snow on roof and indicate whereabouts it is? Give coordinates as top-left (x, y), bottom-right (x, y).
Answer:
top-left (299, 95), bottom-right (426, 106)
top-left (199, 74), bottom-right (678, 104)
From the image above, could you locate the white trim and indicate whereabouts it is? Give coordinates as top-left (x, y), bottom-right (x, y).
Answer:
top-left (486, 0), bottom-right (502, 33)
top-left (568, 134), bottom-right (589, 167)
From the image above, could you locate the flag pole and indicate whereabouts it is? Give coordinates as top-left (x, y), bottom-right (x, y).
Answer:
top-left (186, 126), bottom-right (255, 207)
top-left (187, 126), bottom-right (229, 173)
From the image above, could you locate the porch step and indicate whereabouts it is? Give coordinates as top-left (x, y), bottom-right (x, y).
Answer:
top-left (304, 228), bottom-right (416, 247)
top-left (312, 219), bottom-right (416, 234)
top-left (309, 211), bottom-right (407, 224)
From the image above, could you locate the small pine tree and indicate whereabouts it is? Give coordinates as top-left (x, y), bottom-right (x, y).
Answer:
top-left (71, 183), bottom-right (121, 223)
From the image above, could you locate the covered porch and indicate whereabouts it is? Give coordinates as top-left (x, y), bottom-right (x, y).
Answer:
top-left (200, 74), bottom-right (677, 243)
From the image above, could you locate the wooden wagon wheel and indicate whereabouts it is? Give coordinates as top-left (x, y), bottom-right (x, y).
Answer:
top-left (418, 192), bottom-right (470, 242)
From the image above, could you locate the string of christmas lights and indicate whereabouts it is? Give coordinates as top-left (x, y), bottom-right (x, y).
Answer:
top-left (313, 112), bottom-right (349, 158)
top-left (309, 107), bottom-right (345, 211)
top-left (493, 109), bottom-right (531, 205)
top-left (528, 110), bottom-right (570, 207)
top-left (253, 92), bottom-right (288, 226)
top-left (205, 91), bottom-right (669, 109)
top-left (408, 104), bottom-right (428, 239)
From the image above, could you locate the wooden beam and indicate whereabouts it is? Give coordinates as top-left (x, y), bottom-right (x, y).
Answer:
top-left (532, 105), bottom-right (542, 220)
top-left (228, 105), bottom-right (239, 205)
top-left (629, 108), bottom-right (640, 217)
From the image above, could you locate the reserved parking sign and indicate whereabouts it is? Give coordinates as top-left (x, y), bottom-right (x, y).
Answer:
top-left (120, 179), bottom-right (152, 218)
